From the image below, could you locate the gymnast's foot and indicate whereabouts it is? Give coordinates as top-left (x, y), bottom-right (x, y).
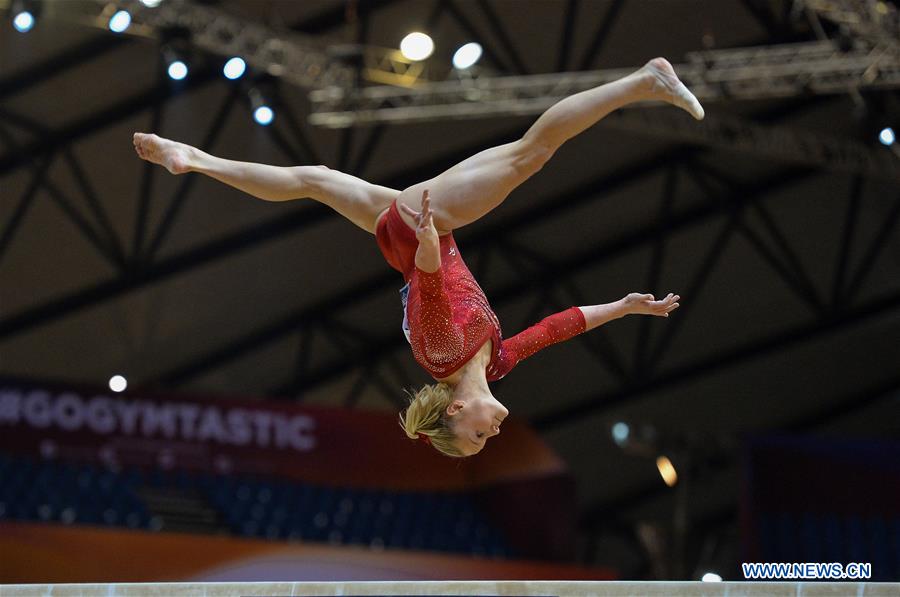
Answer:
top-left (640, 57), bottom-right (705, 120)
top-left (133, 132), bottom-right (193, 174)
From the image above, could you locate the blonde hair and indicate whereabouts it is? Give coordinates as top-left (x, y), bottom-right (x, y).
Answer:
top-left (398, 382), bottom-right (465, 458)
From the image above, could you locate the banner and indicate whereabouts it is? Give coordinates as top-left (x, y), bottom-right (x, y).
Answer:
top-left (0, 387), bottom-right (315, 450)
top-left (0, 376), bottom-right (566, 491)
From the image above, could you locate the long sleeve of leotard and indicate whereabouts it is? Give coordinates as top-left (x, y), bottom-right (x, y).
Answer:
top-left (414, 267), bottom-right (466, 364)
top-left (491, 306), bottom-right (586, 380)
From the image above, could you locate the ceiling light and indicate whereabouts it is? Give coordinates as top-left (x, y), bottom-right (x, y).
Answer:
top-left (250, 88), bottom-right (274, 126)
top-left (109, 375), bottom-right (128, 393)
top-left (400, 32), bottom-right (434, 61)
top-left (12, 11), bottom-right (34, 33)
top-left (167, 60), bottom-right (188, 80)
top-left (453, 42), bottom-right (482, 69)
top-left (223, 57), bottom-right (246, 80)
top-left (108, 10), bottom-right (131, 34)
top-left (656, 455), bottom-right (678, 487)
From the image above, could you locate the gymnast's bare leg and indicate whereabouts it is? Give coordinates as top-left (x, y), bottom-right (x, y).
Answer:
top-left (133, 57), bottom-right (701, 233)
top-left (393, 57), bottom-right (703, 232)
top-left (132, 133), bottom-right (400, 233)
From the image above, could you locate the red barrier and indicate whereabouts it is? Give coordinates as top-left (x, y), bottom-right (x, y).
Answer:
top-left (0, 522), bottom-right (616, 582)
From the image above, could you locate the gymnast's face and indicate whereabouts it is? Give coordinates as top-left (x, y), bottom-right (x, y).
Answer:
top-left (447, 391), bottom-right (509, 456)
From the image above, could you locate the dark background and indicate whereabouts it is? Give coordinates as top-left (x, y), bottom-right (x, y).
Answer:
top-left (1, 0), bottom-right (899, 580)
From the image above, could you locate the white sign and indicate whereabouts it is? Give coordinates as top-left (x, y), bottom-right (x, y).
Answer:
top-left (0, 387), bottom-right (316, 452)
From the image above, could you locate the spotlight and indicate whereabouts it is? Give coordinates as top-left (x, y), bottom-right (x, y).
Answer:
top-left (108, 10), bottom-right (131, 34)
top-left (611, 421), bottom-right (630, 446)
top-left (223, 57), bottom-right (246, 80)
top-left (12, 10), bottom-right (33, 32)
top-left (160, 29), bottom-right (192, 82)
top-left (139, 0), bottom-right (164, 6)
top-left (254, 106), bottom-right (274, 126)
top-left (656, 454), bottom-right (678, 487)
top-left (400, 32), bottom-right (434, 61)
top-left (611, 420), bottom-right (658, 456)
top-left (701, 572), bottom-right (723, 582)
top-left (452, 42), bottom-right (483, 69)
top-left (167, 60), bottom-right (188, 80)
top-left (250, 88), bottom-right (274, 126)
top-left (163, 45), bottom-right (189, 80)
top-left (11, 0), bottom-right (41, 33)
top-left (879, 127), bottom-right (895, 146)
top-left (109, 375), bottom-right (128, 393)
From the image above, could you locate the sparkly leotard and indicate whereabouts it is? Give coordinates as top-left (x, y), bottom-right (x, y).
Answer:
top-left (376, 200), bottom-right (586, 381)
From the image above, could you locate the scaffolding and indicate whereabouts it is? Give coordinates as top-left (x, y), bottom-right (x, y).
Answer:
top-left (308, 39), bottom-right (900, 127)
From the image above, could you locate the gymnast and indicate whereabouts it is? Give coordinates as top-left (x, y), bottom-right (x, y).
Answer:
top-left (133, 57), bottom-right (700, 457)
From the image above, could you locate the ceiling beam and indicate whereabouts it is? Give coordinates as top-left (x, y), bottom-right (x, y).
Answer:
top-left (0, 0), bottom-right (386, 178)
top-left (0, 125), bottom-right (527, 341)
top-left (0, 63), bottom-right (223, 177)
top-left (0, 36), bottom-right (130, 102)
top-left (534, 287), bottom-right (900, 432)
top-left (290, 0), bottom-right (404, 35)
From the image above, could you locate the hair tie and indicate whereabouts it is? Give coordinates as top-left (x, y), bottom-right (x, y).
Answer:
top-left (417, 432), bottom-right (431, 446)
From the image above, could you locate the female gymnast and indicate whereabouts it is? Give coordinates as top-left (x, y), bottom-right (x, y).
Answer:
top-left (133, 57), bottom-right (700, 457)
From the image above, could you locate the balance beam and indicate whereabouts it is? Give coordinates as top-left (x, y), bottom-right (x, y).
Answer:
top-left (0, 581), bottom-right (897, 596)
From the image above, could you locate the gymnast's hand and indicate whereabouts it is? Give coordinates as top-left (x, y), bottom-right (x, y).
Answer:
top-left (402, 190), bottom-right (442, 272)
top-left (400, 190), bottom-right (439, 245)
top-left (624, 292), bottom-right (680, 317)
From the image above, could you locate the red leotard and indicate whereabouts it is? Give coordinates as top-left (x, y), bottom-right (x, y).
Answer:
top-left (376, 200), bottom-right (586, 381)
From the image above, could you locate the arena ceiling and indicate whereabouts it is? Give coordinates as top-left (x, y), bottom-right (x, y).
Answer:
top-left (1, 0), bottom-right (899, 577)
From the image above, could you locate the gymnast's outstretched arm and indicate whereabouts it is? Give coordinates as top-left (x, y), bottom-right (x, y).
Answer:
top-left (580, 292), bottom-right (680, 331)
top-left (132, 132), bottom-right (399, 233)
top-left (490, 292), bottom-right (681, 379)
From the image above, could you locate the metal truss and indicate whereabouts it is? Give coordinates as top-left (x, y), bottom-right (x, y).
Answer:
top-left (43, 2), bottom-right (900, 121)
top-left (37, 2), bottom-right (898, 186)
top-left (803, 0), bottom-right (900, 51)
top-left (48, 0), bottom-right (437, 91)
top-left (47, 0), bottom-right (355, 89)
top-left (308, 37), bottom-right (900, 183)
top-left (309, 39), bottom-right (900, 128)
top-left (598, 108), bottom-right (899, 181)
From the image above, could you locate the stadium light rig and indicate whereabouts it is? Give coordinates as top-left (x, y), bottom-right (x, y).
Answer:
top-left (11, 0), bottom-right (40, 33)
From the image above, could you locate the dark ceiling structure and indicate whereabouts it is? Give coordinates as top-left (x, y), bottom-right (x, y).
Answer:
top-left (2, 0), bottom-right (899, 578)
